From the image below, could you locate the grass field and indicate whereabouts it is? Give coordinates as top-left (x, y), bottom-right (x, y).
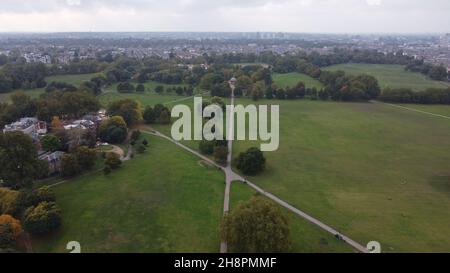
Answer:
top-left (273, 73), bottom-right (324, 89)
top-left (394, 104), bottom-right (450, 117)
top-left (228, 98), bottom-right (450, 252)
top-left (323, 64), bottom-right (450, 91)
top-left (32, 134), bottom-right (226, 253)
top-left (237, 63), bottom-right (270, 68)
top-left (32, 131), bottom-right (355, 253)
top-left (99, 92), bottom-right (185, 108)
top-left (45, 73), bottom-right (98, 86)
top-left (0, 88), bottom-right (45, 103)
top-left (150, 96), bottom-right (450, 252)
top-left (106, 81), bottom-right (188, 94)
top-left (99, 81), bottom-right (192, 107)
top-left (230, 183), bottom-right (353, 253)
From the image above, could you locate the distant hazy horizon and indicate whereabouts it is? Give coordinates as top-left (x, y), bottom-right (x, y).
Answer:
top-left (0, 0), bottom-right (449, 33)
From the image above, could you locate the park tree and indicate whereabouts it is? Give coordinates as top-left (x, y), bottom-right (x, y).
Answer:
top-left (265, 85), bottom-right (275, 99)
top-left (99, 116), bottom-right (128, 144)
top-left (21, 186), bottom-right (56, 208)
top-left (275, 89), bottom-right (286, 100)
top-left (50, 116), bottom-right (64, 132)
top-left (0, 215), bottom-right (23, 240)
top-left (252, 68), bottom-right (273, 85)
top-left (155, 85), bottom-right (165, 94)
top-left (221, 196), bottom-right (291, 253)
top-left (236, 75), bottom-right (253, 95)
top-left (251, 81), bottom-right (265, 101)
top-left (0, 132), bottom-right (41, 189)
top-left (107, 99), bottom-right (143, 126)
top-left (23, 202), bottom-right (62, 234)
top-left (185, 85), bottom-right (194, 96)
top-left (293, 82), bottom-right (306, 98)
top-left (0, 214), bottom-right (23, 250)
top-left (74, 146), bottom-right (97, 171)
top-left (40, 135), bottom-right (62, 152)
top-left (117, 82), bottom-right (136, 93)
top-left (143, 106), bottom-right (156, 124)
top-left (236, 147), bottom-right (266, 175)
top-left (199, 73), bottom-right (215, 90)
top-left (214, 146), bottom-right (228, 164)
top-left (0, 188), bottom-right (20, 216)
top-left (429, 65), bottom-right (448, 81)
top-left (158, 109), bottom-right (171, 124)
top-left (285, 87), bottom-right (297, 100)
top-left (175, 86), bottom-right (184, 96)
top-left (60, 154), bottom-right (81, 178)
top-left (60, 91), bottom-right (101, 119)
top-left (136, 84), bottom-right (145, 92)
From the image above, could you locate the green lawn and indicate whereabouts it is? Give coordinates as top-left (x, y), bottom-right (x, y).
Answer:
top-left (323, 64), bottom-right (450, 91)
top-left (273, 73), bottom-right (324, 89)
top-left (237, 63), bottom-right (270, 68)
top-left (105, 81), bottom-right (188, 94)
top-left (395, 104), bottom-right (450, 117)
top-left (45, 73), bottom-right (98, 86)
top-left (0, 88), bottom-right (45, 103)
top-left (32, 135), bottom-right (226, 253)
top-left (100, 81), bottom-right (192, 108)
top-left (230, 182), bottom-right (353, 253)
top-left (99, 92), bottom-right (184, 108)
top-left (229, 98), bottom-right (450, 252)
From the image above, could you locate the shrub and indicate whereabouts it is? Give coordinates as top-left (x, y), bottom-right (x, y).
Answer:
top-left (199, 140), bottom-right (215, 155)
top-left (130, 130), bottom-right (141, 142)
top-left (137, 145), bottom-right (146, 154)
top-left (105, 153), bottom-right (122, 170)
top-left (103, 166), bottom-right (111, 176)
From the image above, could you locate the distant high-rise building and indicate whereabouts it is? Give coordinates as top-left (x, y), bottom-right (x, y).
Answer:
top-left (440, 33), bottom-right (450, 48)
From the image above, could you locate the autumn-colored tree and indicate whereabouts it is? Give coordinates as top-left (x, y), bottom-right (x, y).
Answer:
top-left (50, 116), bottom-right (64, 132)
top-left (0, 188), bottom-right (20, 216)
top-left (0, 215), bottom-right (23, 239)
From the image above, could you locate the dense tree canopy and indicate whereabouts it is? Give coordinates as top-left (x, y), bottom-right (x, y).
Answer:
top-left (99, 116), bottom-right (128, 144)
top-left (23, 201), bottom-right (62, 235)
top-left (221, 196), bottom-right (291, 253)
top-left (0, 132), bottom-right (41, 189)
top-left (236, 147), bottom-right (266, 175)
top-left (107, 99), bottom-right (142, 126)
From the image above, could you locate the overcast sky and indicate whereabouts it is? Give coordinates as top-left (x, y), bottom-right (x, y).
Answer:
top-left (0, 0), bottom-right (449, 33)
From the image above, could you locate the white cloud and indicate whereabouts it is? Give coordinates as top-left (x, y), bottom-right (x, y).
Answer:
top-left (0, 0), bottom-right (448, 33)
top-left (366, 0), bottom-right (382, 6)
top-left (66, 0), bottom-right (82, 6)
